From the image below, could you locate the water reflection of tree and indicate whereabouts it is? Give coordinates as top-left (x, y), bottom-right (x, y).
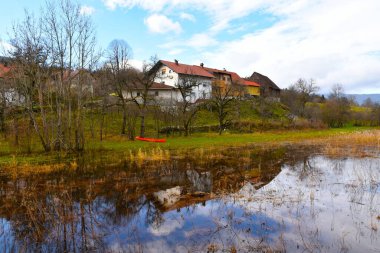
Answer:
top-left (0, 146), bottom-right (290, 252)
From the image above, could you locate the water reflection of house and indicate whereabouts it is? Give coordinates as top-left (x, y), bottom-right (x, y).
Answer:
top-left (152, 166), bottom-right (274, 212)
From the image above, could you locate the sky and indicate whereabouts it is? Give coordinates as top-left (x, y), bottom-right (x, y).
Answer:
top-left (1, 0), bottom-right (380, 94)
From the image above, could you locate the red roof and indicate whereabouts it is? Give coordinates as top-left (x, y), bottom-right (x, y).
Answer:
top-left (160, 60), bottom-right (214, 78)
top-left (151, 82), bottom-right (175, 90)
top-left (0, 64), bottom-right (11, 78)
top-left (203, 67), bottom-right (241, 82)
top-left (132, 82), bottom-right (175, 90)
top-left (241, 79), bottom-right (260, 87)
top-left (203, 66), bottom-right (259, 86)
top-left (157, 60), bottom-right (261, 88)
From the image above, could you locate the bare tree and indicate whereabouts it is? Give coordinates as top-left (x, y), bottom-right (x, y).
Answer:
top-left (8, 0), bottom-right (100, 152)
top-left (209, 80), bottom-right (237, 135)
top-left (93, 68), bottom-right (112, 141)
top-left (9, 11), bottom-right (52, 152)
top-left (106, 39), bottom-right (133, 135)
top-left (130, 56), bottom-right (159, 138)
top-left (288, 78), bottom-right (319, 117)
top-left (175, 73), bottom-right (203, 136)
top-left (322, 84), bottom-right (350, 127)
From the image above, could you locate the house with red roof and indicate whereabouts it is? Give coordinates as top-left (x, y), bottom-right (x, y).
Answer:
top-left (152, 60), bottom-right (214, 102)
top-left (123, 81), bottom-right (181, 106)
top-left (151, 59), bottom-right (280, 102)
top-left (201, 65), bottom-right (261, 97)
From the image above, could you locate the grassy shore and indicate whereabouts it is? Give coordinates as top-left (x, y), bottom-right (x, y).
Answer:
top-left (90, 126), bottom-right (371, 151)
top-left (0, 126), bottom-right (379, 169)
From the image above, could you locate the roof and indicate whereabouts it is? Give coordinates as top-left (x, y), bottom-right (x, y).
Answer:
top-left (241, 79), bottom-right (260, 87)
top-left (0, 63), bottom-right (11, 78)
top-left (131, 82), bottom-right (175, 90)
top-left (151, 82), bottom-right (175, 90)
top-left (202, 66), bottom-right (261, 87)
top-left (202, 66), bottom-right (242, 83)
top-left (249, 72), bottom-right (280, 90)
top-left (160, 60), bottom-right (214, 78)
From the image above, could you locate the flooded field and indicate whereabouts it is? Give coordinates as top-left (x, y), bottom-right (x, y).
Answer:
top-left (0, 146), bottom-right (379, 252)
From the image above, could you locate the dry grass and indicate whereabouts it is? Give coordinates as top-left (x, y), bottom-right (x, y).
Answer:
top-left (2, 129), bottom-right (380, 173)
top-left (312, 130), bottom-right (380, 158)
top-left (128, 147), bottom-right (171, 164)
top-left (6, 162), bottom-right (67, 178)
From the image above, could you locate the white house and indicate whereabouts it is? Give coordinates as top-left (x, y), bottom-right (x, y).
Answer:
top-left (122, 82), bottom-right (181, 106)
top-left (152, 60), bottom-right (214, 103)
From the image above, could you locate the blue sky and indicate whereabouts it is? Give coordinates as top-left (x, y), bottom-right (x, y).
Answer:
top-left (1, 0), bottom-right (380, 94)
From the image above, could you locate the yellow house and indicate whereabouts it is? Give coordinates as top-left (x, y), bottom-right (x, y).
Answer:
top-left (240, 79), bottom-right (260, 96)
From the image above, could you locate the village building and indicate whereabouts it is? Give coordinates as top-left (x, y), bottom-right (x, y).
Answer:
top-left (152, 60), bottom-right (214, 102)
top-left (150, 59), bottom-right (275, 102)
top-left (122, 82), bottom-right (181, 106)
top-left (248, 72), bottom-right (281, 98)
top-left (0, 62), bottom-right (20, 105)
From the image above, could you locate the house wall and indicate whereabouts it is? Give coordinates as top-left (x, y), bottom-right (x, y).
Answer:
top-left (154, 65), bottom-right (179, 87)
top-left (154, 64), bottom-right (213, 102)
top-left (122, 89), bottom-right (182, 103)
top-left (246, 86), bottom-right (260, 96)
top-left (178, 74), bottom-right (212, 102)
top-left (214, 73), bottom-right (232, 85)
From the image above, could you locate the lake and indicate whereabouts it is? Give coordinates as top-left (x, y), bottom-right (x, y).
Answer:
top-left (0, 146), bottom-right (379, 252)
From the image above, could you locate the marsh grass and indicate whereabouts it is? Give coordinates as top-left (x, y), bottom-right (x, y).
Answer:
top-left (1, 127), bottom-right (379, 172)
top-left (313, 130), bottom-right (380, 158)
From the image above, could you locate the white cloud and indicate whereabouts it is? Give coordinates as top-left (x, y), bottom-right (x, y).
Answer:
top-left (80, 5), bottom-right (95, 16)
top-left (144, 14), bottom-right (182, 34)
top-left (128, 59), bottom-right (144, 70)
top-left (187, 33), bottom-right (217, 48)
top-left (101, 0), bottom-right (267, 32)
top-left (0, 40), bottom-right (13, 55)
top-left (179, 12), bottom-right (195, 22)
top-left (168, 48), bottom-right (184, 55)
top-left (200, 0), bottom-right (380, 93)
top-left (148, 218), bottom-right (183, 236)
top-left (102, 0), bottom-right (380, 93)
top-left (102, 0), bottom-right (173, 12)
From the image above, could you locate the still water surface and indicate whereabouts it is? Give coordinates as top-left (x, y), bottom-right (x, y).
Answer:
top-left (0, 147), bottom-right (379, 252)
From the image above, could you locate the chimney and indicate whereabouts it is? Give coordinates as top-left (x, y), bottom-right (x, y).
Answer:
top-left (223, 68), bottom-right (226, 71)
top-left (174, 59), bottom-right (179, 65)
top-left (200, 63), bottom-right (204, 67)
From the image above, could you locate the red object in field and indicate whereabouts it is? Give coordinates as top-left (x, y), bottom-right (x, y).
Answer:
top-left (135, 136), bottom-right (167, 143)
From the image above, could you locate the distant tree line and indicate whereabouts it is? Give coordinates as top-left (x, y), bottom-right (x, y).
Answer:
top-left (281, 79), bottom-right (380, 128)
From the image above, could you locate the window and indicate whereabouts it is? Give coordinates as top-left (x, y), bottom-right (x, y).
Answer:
top-left (203, 84), bottom-right (207, 87)
top-left (155, 91), bottom-right (159, 96)
top-left (137, 92), bottom-right (140, 96)
top-left (161, 68), bottom-right (166, 75)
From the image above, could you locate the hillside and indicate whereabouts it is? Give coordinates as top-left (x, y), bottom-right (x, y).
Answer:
top-left (347, 94), bottom-right (380, 105)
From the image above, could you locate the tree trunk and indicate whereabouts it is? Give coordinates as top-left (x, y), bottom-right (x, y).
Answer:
top-left (13, 117), bottom-right (19, 146)
top-left (140, 115), bottom-right (145, 137)
top-left (100, 113), bottom-right (104, 141)
top-left (121, 103), bottom-right (127, 135)
top-left (218, 107), bottom-right (223, 135)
